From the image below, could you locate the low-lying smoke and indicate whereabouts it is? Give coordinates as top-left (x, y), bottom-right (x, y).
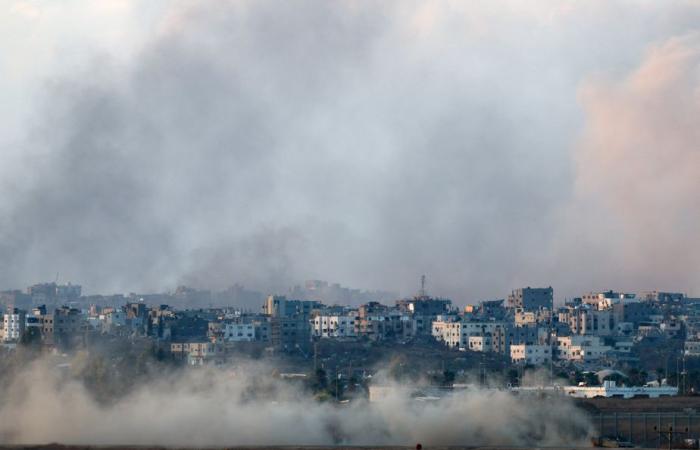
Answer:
top-left (0, 358), bottom-right (593, 446)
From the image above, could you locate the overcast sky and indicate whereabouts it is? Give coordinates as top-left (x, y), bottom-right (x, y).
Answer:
top-left (1, 0), bottom-right (699, 303)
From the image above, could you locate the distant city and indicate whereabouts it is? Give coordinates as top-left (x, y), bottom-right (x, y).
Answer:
top-left (2, 277), bottom-right (699, 401)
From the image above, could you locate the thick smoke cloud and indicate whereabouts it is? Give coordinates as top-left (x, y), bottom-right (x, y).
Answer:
top-left (1, 1), bottom-right (700, 300)
top-left (553, 32), bottom-right (700, 295)
top-left (0, 359), bottom-right (593, 446)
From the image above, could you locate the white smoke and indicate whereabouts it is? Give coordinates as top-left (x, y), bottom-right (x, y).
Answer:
top-left (0, 358), bottom-right (593, 446)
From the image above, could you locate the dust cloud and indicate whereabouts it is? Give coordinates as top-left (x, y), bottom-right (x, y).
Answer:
top-left (0, 358), bottom-right (592, 446)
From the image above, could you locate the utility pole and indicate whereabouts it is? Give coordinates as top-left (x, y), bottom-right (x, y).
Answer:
top-left (335, 365), bottom-right (340, 401)
top-left (549, 346), bottom-right (553, 385)
top-left (683, 354), bottom-right (687, 395)
top-left (654, 425), bottom-right (688, 450)
top-left (479, 352), bottom-right (485, 387)
top-left (549, 318), bottom-right (554, 386)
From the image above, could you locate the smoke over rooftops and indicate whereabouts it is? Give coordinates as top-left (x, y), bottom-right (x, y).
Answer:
top-left (0, 1), bottom-right (699, 300)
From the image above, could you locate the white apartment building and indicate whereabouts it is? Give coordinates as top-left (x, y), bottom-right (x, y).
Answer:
top-left (432, 319), bottom-right (506, 350)
top-left (461, 321), bottom-right (506, 337)
top-left (660, 320), bottom-right (682, 337)
top-left (614, 340), bottom-right (633, 353)
top-left (223, 322), bottom-right (255, 341)
top-left (556, 335), bottom-right (611, 361)
top-left (432, 320), bottom-right (463, 348)
top-left (99, 310), bottom-right (127, 332)
top-left (467, 335), bottom-right (492, 351)
top-left (311, 314), bottom-right (356, 338)
top-left (510, 344), bottom-right (551, 365)
top-left (581, 291), bottom-right (637, 309)
top-left (685, 340), bottom-right (700, 357)
top-left (514, 310), bottom-right (537, 327)
top-left (2, 309), bottom-right (26, 342)
top-left (560, 307), bottom-right (615, 336)
top-left (170, 342), bottom-right (224, 365)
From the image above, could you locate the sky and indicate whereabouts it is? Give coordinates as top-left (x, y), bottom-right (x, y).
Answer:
top-left (0, 0), bottom-right (698, 303)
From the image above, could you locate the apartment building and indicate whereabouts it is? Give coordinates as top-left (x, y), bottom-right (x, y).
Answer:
top-left (510, 344), bottom-right (551, 365)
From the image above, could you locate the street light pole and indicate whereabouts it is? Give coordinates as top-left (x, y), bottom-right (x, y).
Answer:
top-left (683, 354), bottom-right (687, 396)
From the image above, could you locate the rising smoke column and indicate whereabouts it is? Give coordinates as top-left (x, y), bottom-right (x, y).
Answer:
top-left (553, 32), bottom-right (700, 294)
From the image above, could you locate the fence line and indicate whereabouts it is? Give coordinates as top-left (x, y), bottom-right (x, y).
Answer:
top-left (594, 412), bottom-right (698, 448)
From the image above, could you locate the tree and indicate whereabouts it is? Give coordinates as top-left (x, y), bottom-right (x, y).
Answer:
top-left (627, 368), bottom-right (649, 386)
top-left (18, 327), bottom-right (42, 353)
top-left (329, 372), bottom-right (344, 400)
top-left (507, 368), bottom-right (519, 386)
top-left (346, 374), bottom-right (364, 395)
top-left (583, 371), bottom-right (599, 386)
top-left (313, 368), bottom-right (328, 392)
top-left (656, 367), bottom-right (665, 383)
top-left (686, 370), bottom-right (700, 393)
top-left (442, 369), bottom-right (456, 386)
top-left (556, 370), bottom-right (569, 382)
top-left (602, 373), bottom-right (627, 386)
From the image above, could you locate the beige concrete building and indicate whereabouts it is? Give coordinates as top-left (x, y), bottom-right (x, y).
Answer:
top-left (510, 344), bottom-right (551, 365)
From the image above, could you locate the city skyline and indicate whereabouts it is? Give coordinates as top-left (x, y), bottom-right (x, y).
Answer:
top-left (3, 276), bottom-right (698, 308)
